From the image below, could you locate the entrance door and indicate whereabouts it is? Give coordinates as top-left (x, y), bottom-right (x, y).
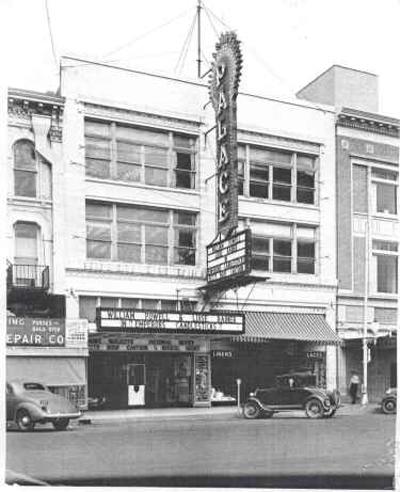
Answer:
top-left (127, 364), bottom-right (146, 406)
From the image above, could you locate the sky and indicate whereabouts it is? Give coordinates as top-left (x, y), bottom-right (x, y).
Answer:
top-left (3, 0), bottom-right (400, 117)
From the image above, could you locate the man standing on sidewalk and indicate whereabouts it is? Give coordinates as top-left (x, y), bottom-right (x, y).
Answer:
top-left (349, 371), bottom-right (360, 404)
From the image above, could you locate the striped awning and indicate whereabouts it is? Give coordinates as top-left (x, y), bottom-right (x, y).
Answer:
top-left (233, 312), bottom-right (341, 345)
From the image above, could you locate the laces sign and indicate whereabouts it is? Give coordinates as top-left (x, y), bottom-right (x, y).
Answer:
top-left (209, 32), bottom-right (242, 234)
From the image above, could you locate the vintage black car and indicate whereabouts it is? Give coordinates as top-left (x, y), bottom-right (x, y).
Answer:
top-left (243, 371), bottom-right (340, 419)
top-left (381, 388), bottom-right (396, 414)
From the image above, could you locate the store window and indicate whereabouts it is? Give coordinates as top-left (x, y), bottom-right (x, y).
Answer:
top-left (372, 240), bottom-right (398, 294)
top-left (13, 140), bottom-right (52, 200)
top-left (238, 144), bottom-right (317, 205)
top-left (85, 120), bottom-right (197, 189)
top-left (250, 222), bottom-right (316, 274)
top-left (86, 201), bottom-right (197, 266)
top-left (372, 168), bottom-right (398, 215)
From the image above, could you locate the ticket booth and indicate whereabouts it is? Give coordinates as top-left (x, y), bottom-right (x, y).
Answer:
top-left (127, 363), bottom-right (145, 406)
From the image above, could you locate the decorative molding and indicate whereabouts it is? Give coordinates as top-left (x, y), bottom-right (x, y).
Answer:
top-left (337, 112), bottom-right (399, 138)
top-left (8, 95), bottom-right (64, 142)
top-left (84, 102), bottom-right (202, 134)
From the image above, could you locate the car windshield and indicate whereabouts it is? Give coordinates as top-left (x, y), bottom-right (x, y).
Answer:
top-left (23, 383), bottom-right (46, 391)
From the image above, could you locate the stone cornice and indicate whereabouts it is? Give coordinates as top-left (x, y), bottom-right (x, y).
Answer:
top-left (337, 109), bottom-right (399, 138)
top-left (8, 89), bottom-right (64, 142)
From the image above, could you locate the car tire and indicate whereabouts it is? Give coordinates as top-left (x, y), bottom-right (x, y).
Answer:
top-left (262, 411), bottom-right (274, 419)
top-left (305, 399), bottom-right (324, 419)
top-left (382, 399), bottom-right (396, 414)
top-left (53, 418), bottom-right (70, 431)
top-left (16, 409), bottom-right (35, 431)
top-left (243, 402), bottom-right (261, 419)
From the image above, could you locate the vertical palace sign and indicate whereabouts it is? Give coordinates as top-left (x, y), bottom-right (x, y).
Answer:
top-left (209, 32), bottom-right (242, 235)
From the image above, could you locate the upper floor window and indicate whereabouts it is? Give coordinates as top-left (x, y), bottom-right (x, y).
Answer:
top-left (372, 240), bottom-right (398, 294)
top-left (85, 120), bottom-right (197, 190)
top-left (371, 168), bottom-right (397, 215)
top-left (86, 201), bottom-right (197, 266)
top-left (250, 222), bottom-right (316, 274)
top-left (13, 140), bottom-right (52, 199)
top-left (14, 222), bottom-right (39, 265)
top-left (238, 144), bottom-right (317, 205)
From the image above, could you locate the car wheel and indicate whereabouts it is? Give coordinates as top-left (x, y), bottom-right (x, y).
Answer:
top-left (53, 418), bottom-right (70, 431)
top-left (16, 409), bottom-right (35, 431)
top-left (243, 402), bottom-right (261, 419)
top-left (323, 408), bottom-right (336, 418)
top-left (382, 399), bottom-right (396, 414)
top-left (305, 399), bottom-right (324, 419)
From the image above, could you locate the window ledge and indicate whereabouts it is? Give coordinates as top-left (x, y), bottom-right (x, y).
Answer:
top-left (70, 260), bottom-right (206, 279)
top-left (85, 176), bottom-right (200, 196)
top-left (239, 196), bottom-right (319, 211)
top-left (371, 213), bottom-right (398, 220)
top-left (8, 196), bottom-right (52, 206)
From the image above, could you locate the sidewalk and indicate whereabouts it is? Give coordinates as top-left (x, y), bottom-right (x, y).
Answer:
top-left (78, 402), bottom-right (380, 425)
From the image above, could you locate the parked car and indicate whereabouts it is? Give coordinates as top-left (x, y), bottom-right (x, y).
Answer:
top-left (243, 371), bottom-right (340, 419)
top-left (6, 380), bottom-right (82, 431)
top-left (381, 388), bottom-right (397, 414)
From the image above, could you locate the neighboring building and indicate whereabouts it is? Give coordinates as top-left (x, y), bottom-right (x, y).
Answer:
top-left (298, 65), bottom-right (399, 401)
top-left (6, 89), bottom-right (89, 409)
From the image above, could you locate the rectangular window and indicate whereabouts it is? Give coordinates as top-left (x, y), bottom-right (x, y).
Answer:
top-left (376, 255), bottom-right (398, 293)
top-left (86, 201), bottom-right (197, 267)
top-left (14, 141), bottom-right (37, 197)
top-left (250, 222), bottom-right (316, 275)
top-left (372, 168), bottom-right (398, 215)
top-left (238, 145), bottom-right (316, 205)
top-left (85, 120), bottom-right (197, 189)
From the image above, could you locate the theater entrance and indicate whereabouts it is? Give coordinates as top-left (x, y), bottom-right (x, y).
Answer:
top-left (89, 352), bottom-right (192, 409)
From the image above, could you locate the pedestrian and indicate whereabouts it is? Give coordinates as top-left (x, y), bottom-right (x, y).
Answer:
top-left (349, 371), bottom-right (360, 404)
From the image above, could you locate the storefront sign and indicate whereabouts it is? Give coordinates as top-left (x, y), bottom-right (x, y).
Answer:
top-left (65, 319), bottom-right (88, 348)
top-left (209, 32), bottom-right (242, 234)
top-left (7, 317), bottom-right (65, 347)
top-left (306, 351), bottom-right (325, 360)
top-left (211, 350), bottom-right (234, 358)
top-left (97, 309), bottom-right (245, 335)
top-left (207, 228), bottom-right (251, 285)
top-left (89, 334), bottom-right (208, 353)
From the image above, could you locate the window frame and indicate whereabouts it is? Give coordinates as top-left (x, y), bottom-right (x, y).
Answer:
top-left (238, 143), bottom-right (317, 205)
top-left (85, 119), bottom-right (197, 190)
top-left (372, 239), bottom-right (398, 294)
top-left (86, 201), bottom-right (197, 267)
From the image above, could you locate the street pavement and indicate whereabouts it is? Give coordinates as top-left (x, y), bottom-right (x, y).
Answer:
top-left (6, 406), bottom-right (395, 488)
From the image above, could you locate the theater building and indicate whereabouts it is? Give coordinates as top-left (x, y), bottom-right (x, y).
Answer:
top-left (54, 54), bottom-right (340, 408)
top-left (298, 65), bottom-right (399, 401)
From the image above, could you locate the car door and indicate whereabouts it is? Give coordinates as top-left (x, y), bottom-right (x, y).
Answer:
top-left (6, 383), bottom-right (17, 421)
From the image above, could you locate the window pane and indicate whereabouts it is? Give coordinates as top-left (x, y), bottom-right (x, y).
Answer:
top-left (297, 241), bottom-right (315, 274)
top-left (146, 225), bottom-right (168, 245)
top-left (298, 242), bottom-right (315, 258)
top-left (117, 243), bottom-right (141, 262)
top-left (273, 239), bottom-right (292, 272)
top-left (142, 299), bottom-right (159, 309)
top-left (116, 162), bottom-right (141, 182)
top-left (86, 203), bottom-right (112, 219)
top-left (250, 164), bottom-right (269, 182)
top-left (298, 258), bottom-right (315, 274)
top-left (14, 141), bottom-right (36, 170)
top-left (297, 188), bottom-right (314, 204)
top-left (87, 241), bottom-right (111, 259)
top-left (250, 182), bottom-right (269, 198)
top-left (86, 137), bottom-right (110, 159)
top-left (252, 254), bottom-right (269, 270)
top-left (145, 147), bottom-right (168, 167)
top-left (145, 167), bottom-right (168, 186)
top-left (176, 171), bottom-right (192, 189)
top-left (86, 158), bottom-right (110, 179)
top-left (174, 247), bottom-right (195, 265)
top-left (297, 170), bottom-right (314, 188)
top-left (252, 236), bottom-right (269, 253)
top-left (87, 224), bottom-right (111, 241)
top-left (42, 161), bottom-right (52, 200)
top-left (85, 121), bottom-right (110, 138)
top-left (377, 255), bottom-right (398, 293)
top-left (272, 184), bottom-right (291, 201)
top-left (372, 240), bottom-right (398, 252)
top-left (100, 297), bottom-right (118, 308)
top-left (274, 239), bottom-right (291, 256)
top-left (121, 298), bottom-right (139, 308)
top-left (14, 170), bottom-right (36, 197)
top-left (117, 223), bottom-right (141, 242)
top-left (15, 222), bottom-right (37, 238)
top-left (145, 245), bottom-right (168, 264)
top-left (174, 211), bottom-right (196, 226)
top-left (174, 135), bottom-right (192, 148)
top-left (273, 167), bottom-right (291, 184)
top-left (176, 230), bottom-right (195, 248)
top-left (376, 183), bottom-right (397, 214)
top-left (116, 126), bottom-right (168, 146)
top-left (176, 153), bottom-right (192, 170)
top-left (372, 169), bottom-right (397, 181)
top-left (118, 206), bottom-right (168, 223)
top-left (297, 155), bottom-right (314, 171)
top-left (117, 142), bottom-right (141, 163)
top-left (161, 300), bottom-right (178, 310)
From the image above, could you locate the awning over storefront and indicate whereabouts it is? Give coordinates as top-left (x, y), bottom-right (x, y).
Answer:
top-left (6, 357), bottom-right (86, 386)
top-left (233, 312), bottom-right (341, 345)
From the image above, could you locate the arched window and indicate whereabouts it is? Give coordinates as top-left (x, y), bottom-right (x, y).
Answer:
top-left (14, 140), bottom-right (37, 197)
top-left (13, 140), bottom-right (52, 199)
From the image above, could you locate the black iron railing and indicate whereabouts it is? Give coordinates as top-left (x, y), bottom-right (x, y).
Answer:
top-left (7, 263), bottom-right (50, 290)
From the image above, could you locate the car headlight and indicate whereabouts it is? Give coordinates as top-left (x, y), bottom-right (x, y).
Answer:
top-left (324, 398), bottom-right (331, 407)
top-left (385, 388), bottom-right (393, 395)
top-left (249, 392), bottom-right (255, 397)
